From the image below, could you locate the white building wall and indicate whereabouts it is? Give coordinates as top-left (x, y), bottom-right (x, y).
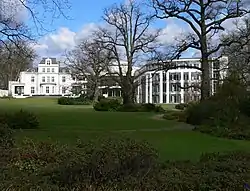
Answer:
top-left (139, 57), bottom-right (228, 104)
top-left (9, 58), bottom-right (75, 97)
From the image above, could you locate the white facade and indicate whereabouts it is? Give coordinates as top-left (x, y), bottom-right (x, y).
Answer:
top-left (136, 57), bottom-right (228, 104)
top-left (8, 57), bottom-right (228, 103)
top-left (8, 58), bottom-right (85, 97)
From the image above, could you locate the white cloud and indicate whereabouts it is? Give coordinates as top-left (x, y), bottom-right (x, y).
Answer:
top-left (33, 23), bottom-right (99, 59)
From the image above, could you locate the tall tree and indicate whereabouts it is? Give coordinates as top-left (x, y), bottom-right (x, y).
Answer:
top-left (152, 0), bottom-right (250, 100)
top-left (0, 40), bottom-right (37, 89)
top-left (96, 0), bottom-right (160, 104)
top-left (66, 38), bottom-right (113, 101)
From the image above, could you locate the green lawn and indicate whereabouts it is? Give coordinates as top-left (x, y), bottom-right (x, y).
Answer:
top-left (1, 98), bottom-right (250, 161)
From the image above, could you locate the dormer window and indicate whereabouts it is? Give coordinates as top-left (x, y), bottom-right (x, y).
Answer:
top-left (46, 59), bottom-right (51, 65)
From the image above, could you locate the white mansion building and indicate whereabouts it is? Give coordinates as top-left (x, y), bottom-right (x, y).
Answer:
top-left (8, 57), bottom-right (228, 104)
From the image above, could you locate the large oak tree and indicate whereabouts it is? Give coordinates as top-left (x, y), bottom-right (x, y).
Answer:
top-left (96, 0), bottom-right (161, 104)
top-left (152, 0), bottom-right (250, 100)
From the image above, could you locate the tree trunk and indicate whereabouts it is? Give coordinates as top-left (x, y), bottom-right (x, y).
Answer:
top-left (200, 2), bottom-right (211, 101)
top-left (122, 81), bottom-right (135, 105)
top-left (93, 86), bottom-right (99, 102)
top-left (201, 57), bottom-right (211, 100)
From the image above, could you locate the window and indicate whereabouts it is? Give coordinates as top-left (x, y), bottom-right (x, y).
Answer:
top-left (46, 59), bottom-right (51, 65)
top-left (52, 77), bottom-right (55, 82)
top-left (47, 76), bottom-right (50, 83)
top-left (163, 72), bottom-right (166, 82)
top-left (184, 72), bottom-right (189, 81)
top-left (191, 72), bottom-right (201, 80)
top-left (42, 76), bottom-right (45, 82)
top-left (46, 86), bottom-right (49, 93)
top-left (170, 94), bottom-right (181, 103)
top-left (47, 68), bottom-right (50, 73)
top-left (31, 76), bottom-right (35, 82)
top-left (42, 68), bottom-right (45, 72)
top-left (52, 86), bottom-right (55, 93)
top-left (62, 87), bottom-right (66, 94)
top-left (52, 68), bottom-right (55, 73)
top-left (170, 83), bottom-right (181, 92)
top-left (31, 87), bottom-right (35, 94)
top-left (62, 76), bottom-right (66, 82)
top-left (213, 71), bottom-right (220, 80)
top-left (169, 73), bottom-right (181, 81)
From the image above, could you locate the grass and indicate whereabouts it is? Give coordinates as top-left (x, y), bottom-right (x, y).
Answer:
top-left (0, 98), bottom-right (250, 161)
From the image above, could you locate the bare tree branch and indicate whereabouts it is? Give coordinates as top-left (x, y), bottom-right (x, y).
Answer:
top-left (152, 0), bottom-right (250, 100)
top-left (96, 0), bottom-right (161, 104)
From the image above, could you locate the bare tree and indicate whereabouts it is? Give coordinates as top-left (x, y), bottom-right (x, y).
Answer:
top-left (66, 38), bottom-right (113, 101)
top-left (0, 0), bottom-right (70, 46)
top-left (221, 16), bottom-right (250, 85)
top-left (96, 0), bottom-right (161, 104)
top-left (152, 0), bottom-right (250, 100)
top-left (0, 40), bottom-right (37, 89)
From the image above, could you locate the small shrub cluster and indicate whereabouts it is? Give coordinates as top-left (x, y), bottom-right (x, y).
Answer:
top-left (174, 103), bottom-right (188, 110)
top-left (163, 110), bottom-right (187, 122)
top-left (185, 74), bottom-right (250, 140)
top-left (1, 136), bottom-right (250, 191)
top-left (0, 123), bottom-right (14, 148)
top-left (94, 99), bottom-right (165, 113)
top-left (58, 94), bottom-right (92, 105)
top-left (0, 110), bottom-right (39, 130)
top-left (93, 98), bottom-right (121, 111)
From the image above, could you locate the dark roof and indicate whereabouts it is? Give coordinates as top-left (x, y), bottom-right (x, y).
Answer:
top-left (39, 58), bottom-right (58, 65)
top-left (26, 67), bottom-right (38, 72)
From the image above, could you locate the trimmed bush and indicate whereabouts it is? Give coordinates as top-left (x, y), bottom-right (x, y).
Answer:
top-left (163, 110), bottom-right (186, 122)
top-left (93, 98), bottom-right (121, 111)
top-left (58, 94), bottom-right (92, 105)
top-left (175, 103), bottom-right (188, 110)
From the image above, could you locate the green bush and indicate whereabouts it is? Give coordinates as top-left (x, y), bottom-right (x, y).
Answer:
top-left (1, 137), bottom-right (250, 191)
top-left (97, 95), bottom-right (105, 101)
top-left (184, 74), bottom-right (250, 140)
top-left (2, 137), bottom-right (158, 190)
top-left (117, 103), bottom-right (165, 113)
top-left (163, 110), bottom-right (186, 122)
top-left (0, 110), bottom-right (39, 130)
top-left (93, 98), bottom-right (121, 111)
top-left (175, 103), bottom-right (188, 110)
top-left (57, 97), bottom-right (73, 105)
top-left (58, 95), bottom-right (92, 105)
top-left (0, 123), bottom-right (14, 148)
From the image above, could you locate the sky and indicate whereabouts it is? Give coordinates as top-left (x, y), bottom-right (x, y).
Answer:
top-left (24, 0), bottom-right (193, 61)
top-left (22, 0), bottom-right (243, 62)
